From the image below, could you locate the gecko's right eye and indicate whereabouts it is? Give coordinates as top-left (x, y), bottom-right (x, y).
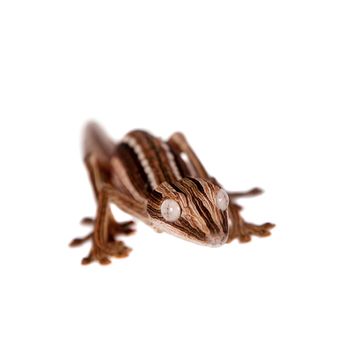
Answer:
top-left (216, 189), bottom-right (229, 211)
top-left (161, 199), bottom-right (181, 222)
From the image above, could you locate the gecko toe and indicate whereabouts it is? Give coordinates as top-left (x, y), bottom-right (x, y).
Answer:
top-left (81, 255), bottom-right (93, 265)
top-left (80, 217), bottom-right (95, 225)
top-left (111, 220), bottom-right (136, 236)
top-left (69, 232), bottom-right (93, 247)
top-left (239, 235), bottom-right (252, 243)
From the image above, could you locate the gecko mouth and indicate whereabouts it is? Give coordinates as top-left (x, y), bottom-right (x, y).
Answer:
top-left (207, 232), bottom-right (228, 247)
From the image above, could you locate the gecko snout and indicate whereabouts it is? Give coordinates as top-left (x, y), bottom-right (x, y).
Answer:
top-left (206, 231), bottom-right (229, 247)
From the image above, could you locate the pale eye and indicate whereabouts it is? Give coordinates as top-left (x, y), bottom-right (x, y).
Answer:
top-left (216, 189), bottom-right (229, 211)
top-left (161, 199), bottom-right (181, 222)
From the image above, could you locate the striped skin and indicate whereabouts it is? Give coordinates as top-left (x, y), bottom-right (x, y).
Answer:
top-left (71, 123), bottom-right (274, 265)
top-left (147, 178), bottom-right (229, 246)
top-left (111, 130), bottom-right (230, 246)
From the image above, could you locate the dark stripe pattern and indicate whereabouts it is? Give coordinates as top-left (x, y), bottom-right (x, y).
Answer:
top-left (147, 177), bottom-right (229, 246)
top-left (113, 130), bottom-right (229, 246)
top-left (114, 143), bottom-right (152, 197)
top-left (128, 130), bottom-right (180, 187)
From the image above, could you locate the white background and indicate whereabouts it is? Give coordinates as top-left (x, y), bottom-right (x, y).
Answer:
top-left (0, 1), bottom-right (349, 349)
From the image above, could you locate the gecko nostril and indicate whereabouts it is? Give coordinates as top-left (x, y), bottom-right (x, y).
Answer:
top-left (221, 233), bottom-right (229, 244)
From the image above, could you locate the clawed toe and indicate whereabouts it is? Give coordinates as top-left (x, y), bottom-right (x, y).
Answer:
top-left (81, 255), bottom-right (93, 265)
top-left (72, 215), bottom-right (135, 265)
top-left (81, 254), bottom-right (111, 265)
top-left (254, 222), bottom-right (275, 237)
top-left (80, 241), bottom-right (131, 265)
top-left (98, 257), bottom-right (112, 265)
top-left (239, 235), bottom-right (252, 243)
top-left (69, 232), bottom-right (93, 247)
top-left (80, 217), bottom-right (95, 225)
top-left (229, 187), bottom-right (264, 200)
top-left (239, 222), bottom-right (275, 242)
top-left (111, 221), bottom-right (136, 236)
top-left (259, 223), bottom-right (275, 236)
top-left (80, 216), bottom-right (136, 235)
top-left (107, 241), bottom-right (132, 258)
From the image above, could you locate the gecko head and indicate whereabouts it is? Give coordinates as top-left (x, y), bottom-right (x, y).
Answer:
top-left (146, 177), bottom-right (229, 246)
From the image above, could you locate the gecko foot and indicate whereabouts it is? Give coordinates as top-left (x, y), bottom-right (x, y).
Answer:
top-left (80, 240), bottom-right (132, 265)
top-left (80, 217), bottom-right (136, 236)
top-left (69, 232), bottom-right (93, 247)
top-left (70, 217), bottom-right (136, 247)
top-left (227, 201), bottom-right (275, 243)
top-left (238, 222), bottom-right (275, 243)
top-left (81, 252), bottom-right (111, 265)
top-left (70, 216), bottom-right (136, 264)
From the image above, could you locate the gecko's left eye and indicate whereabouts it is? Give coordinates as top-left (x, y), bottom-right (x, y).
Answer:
top-left (161, 199), bottom-right (181, 222)
top-left (216, 189), bottom-right (229, 211)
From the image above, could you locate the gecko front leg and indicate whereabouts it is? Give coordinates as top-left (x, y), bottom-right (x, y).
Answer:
top-left (71, 183), bottom-right (144, 265)
top-left (227, 202), bottom-right (275, 243)
top-left (85, 184), bottom-right (136, 265)
top-left (227, 188), bottom-right (274, 242)
top-left (70, 153), bottom-right (139, 265)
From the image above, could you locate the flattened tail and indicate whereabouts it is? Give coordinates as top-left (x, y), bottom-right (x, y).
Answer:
top-left (83, 121), bottom-right (115, 162)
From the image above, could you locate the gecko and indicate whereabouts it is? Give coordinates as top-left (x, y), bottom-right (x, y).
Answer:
top-left (70, 122), bottom-right (275, 265)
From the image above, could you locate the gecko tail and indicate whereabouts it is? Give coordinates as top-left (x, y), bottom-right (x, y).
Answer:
top-left (83, 121), bottom-right (115, 162)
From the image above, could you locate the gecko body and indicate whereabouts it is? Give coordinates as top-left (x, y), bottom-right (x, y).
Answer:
top-left (70, 123), bottom-right (274, 265)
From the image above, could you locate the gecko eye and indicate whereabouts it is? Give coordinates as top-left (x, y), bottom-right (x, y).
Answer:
top-left (216, 189), bottom-right (229, 211)
top-left (161, 199), bottom-right (181, 222)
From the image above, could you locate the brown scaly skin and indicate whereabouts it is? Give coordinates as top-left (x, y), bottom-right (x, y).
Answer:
top-left (70, 123), bottom-right (275, 265)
